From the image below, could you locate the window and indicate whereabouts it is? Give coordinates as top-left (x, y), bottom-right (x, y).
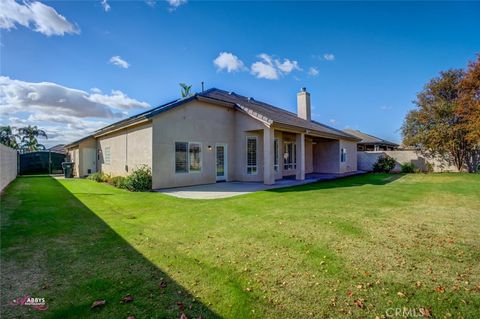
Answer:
top-left (175, 142), bottom-right (188, 173)
top-left (246, 136), bottom-right (257, 175)
top-left (175, 142), bottom-right (202, 173)
top-left (274, 139), bottom-right (279, 172)
top-left (104, 147), bottom-right (111, 165)
top-left (189, 143), bottom-right (201, 172)
top-left (283, 141), bottom-right (296, 170)
top-left (341, 148), bottom-right (347, 163)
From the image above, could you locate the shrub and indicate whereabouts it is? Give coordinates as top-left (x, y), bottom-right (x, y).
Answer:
top-left (400, 162), bottom-right (416, 173)
top-left (87, 172), bottom-right (108, 182)
top-left (372, 155), bottom-right (397, 173)
top-left (110, 176), bottom-right (127, 189)
top-left (124, 165), bottom-right (152, 192)
top-left (426, 162), bottom-right (434, 173)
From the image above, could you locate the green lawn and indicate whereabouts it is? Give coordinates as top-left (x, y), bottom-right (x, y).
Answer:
top-left (1, 174), bottom-right (479, 318)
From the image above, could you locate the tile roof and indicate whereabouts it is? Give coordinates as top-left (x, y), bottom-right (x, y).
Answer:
top-left (66, 87), bottom-right (359, 147)
top-left (343, 129), bottom-right (399, 146)
top-left (198, 89), bottom-right (358, 140)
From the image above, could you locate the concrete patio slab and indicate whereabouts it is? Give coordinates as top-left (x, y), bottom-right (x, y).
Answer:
top-left (156, 171), bottom-right (366, 199)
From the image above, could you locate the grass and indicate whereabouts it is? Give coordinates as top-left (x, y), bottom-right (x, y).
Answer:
top-left (1, 173), bottom-right (479, 318)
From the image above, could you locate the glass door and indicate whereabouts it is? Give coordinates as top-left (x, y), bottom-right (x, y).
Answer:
top-left (216, 144), bottom-right (227, 181)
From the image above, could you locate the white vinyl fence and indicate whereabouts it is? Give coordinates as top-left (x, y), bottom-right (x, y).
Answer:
top-left (0, 144), bottom-right (18, 191)
top-left (358, 151), bottom-right (460, 173)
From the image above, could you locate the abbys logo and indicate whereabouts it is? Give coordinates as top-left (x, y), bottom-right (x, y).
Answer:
top-left (10, 294), bottom-right (48, 311)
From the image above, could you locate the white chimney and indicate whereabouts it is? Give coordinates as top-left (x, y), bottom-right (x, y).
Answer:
top-left (297, 87), bottom-right (311, 121)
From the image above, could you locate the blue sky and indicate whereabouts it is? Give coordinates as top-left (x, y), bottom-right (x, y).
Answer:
top-left (1, 0), bottom-right (479, 146)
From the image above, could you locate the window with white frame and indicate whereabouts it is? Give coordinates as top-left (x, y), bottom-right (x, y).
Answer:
top-left (175, 142), bottom-right (202, 173)
top-left (274, 139), bottom-right (279, 172)
top-left (246, 136), bottom-right (257, 175)
top-left (104, 146), bottom-right (111, 165)
top-left (341, 148), bottom-right (347, 163)
top-left (175, 142), bottom-right (188, 173)
top-left (283, 141), bottom-right (296, 170)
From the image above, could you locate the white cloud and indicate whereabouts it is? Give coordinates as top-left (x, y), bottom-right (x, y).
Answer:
top-left (308, 67), bottom-right (319, 76)
top-left (275, 59), bottom-right (301, 73)
top-left (109, 56), bottom-right (130, 69)
top-left (145, 0), bottom-right (157, 7)
top-left (329, 119), bottom-right (337, 124)
top-left (101, 0), bottom-right (111, 12)
top-left (0, 76), bottom-right (149, 118)
top-left (0, 77), bottom-right (150, 145)
top-left (250, 54), bottom-right (302, 80)
top-left (0, 0), bottom-right (79, 36)
top-left (213, 52), bottom-right (246, 73)
top-left (166, 0), bottom-right (187, 11)
top-left (323, 53), bottom-right (335, 61)
top-left (251, 54), bottom-right (279, 80)
top-left (380, 105), bottom-right (392, 111)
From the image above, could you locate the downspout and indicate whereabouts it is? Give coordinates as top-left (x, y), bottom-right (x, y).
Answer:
top-left (125, 128), bottom-right (128, 172)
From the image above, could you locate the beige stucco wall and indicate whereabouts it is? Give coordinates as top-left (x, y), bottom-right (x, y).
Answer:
top-left (0, 144), bottom-right (17, 191)
top-left (98, 122), bottom-right (152, 176)
top-left (339, 139), bottom-right (358, 173)
top-left (67, 138), bottom-right (97, 177)
top-left (79, 138), bottom-right (97, 176)
top-left (358, 151), bottom-right (460, 172)
top-left (67, 147), bottom-right (80, 177)
top-left (305, 138), bottom-right (314, 174)
top-left (233, 112), bottom-right (266, 183)
top-left (152, 100), bottom-right (242, 188)
top-left (313, 139), bottom-right (340, 173)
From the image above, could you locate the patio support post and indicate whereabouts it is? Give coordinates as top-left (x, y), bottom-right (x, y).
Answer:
top-left (296, 132), bottom-right (305, 180)
top-left (263, 127), bottom-right (275, 185)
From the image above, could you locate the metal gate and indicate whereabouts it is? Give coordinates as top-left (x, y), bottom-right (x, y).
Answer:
top-left (19, 151), bottom-right (66, 175)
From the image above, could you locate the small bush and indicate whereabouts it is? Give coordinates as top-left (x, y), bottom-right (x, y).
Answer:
top-left (124, 165), bottom-right (152, 192)
top-left (110, 176), bottom-right (127, 189)
top-left (426, 162), bottom-right (434, 173)
top-left (87, 172), bottom-right (108, 182)
top-left (400, 162), bottom-right (416, 173)
top-left (372, 155), bottom-right (397, 173)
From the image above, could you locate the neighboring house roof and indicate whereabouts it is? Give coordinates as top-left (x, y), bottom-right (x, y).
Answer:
top-left (343, 129), bottom-right (399, 147)
top-left (48, 144), bottom-right (66, 153)
top-left (66, 88), bottom-right (359, 148)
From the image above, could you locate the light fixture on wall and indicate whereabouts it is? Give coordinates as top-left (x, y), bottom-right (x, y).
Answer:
top-left (208, 145), bottom-right (212, 151)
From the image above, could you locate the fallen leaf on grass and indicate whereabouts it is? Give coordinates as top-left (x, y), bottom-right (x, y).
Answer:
top-left (419, 307), bottom-right (432, 318)
top-left (435, 286), bottom-right (445, 293)
top-left (91, 300), bottom-right (106, 309)
top-left (397, 292), bottom-right (406, 298)
top-left (176, 301), bottom-right (184, 311)
top-left (354, 299), bottom-right (365, 309)
top-left (121, 295), bottom-right (134, 304)
top-left (346, 290), bottom-right (353, 297)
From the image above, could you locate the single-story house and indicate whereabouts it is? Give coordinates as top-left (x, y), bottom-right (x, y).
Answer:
top-left (343, 129), bottom-right (399, 151)
top-left (65, 88), bottom-right (360, 189)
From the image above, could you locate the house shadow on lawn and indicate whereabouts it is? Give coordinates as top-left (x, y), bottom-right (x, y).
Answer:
top-left (0, 176), bottom-right (222, 319)
top-left (268, 173), bottom-right (405, 194)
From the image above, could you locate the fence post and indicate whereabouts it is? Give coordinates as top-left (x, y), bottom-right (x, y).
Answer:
top-left (49, 150), bottom-right (52, 174)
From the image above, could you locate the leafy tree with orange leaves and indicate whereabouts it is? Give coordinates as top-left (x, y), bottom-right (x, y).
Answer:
top-left (402, 69), bottom-right (474, 171)
top-left (458, 54), bottom-right (480, 145)
top-left (402, 55), bottom-right (480, 172)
